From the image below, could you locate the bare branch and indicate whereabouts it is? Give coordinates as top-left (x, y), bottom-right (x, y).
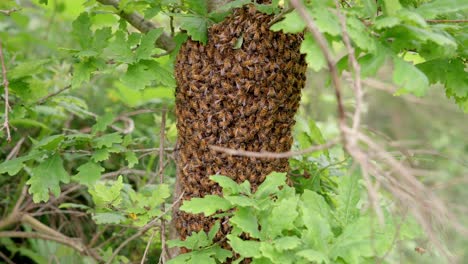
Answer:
top-left (34, 85), bottom-right (71, 105)
top-left (158, 107), bottom-right (168, 263)
top-left (290, 0), bottom-right (347, 143)
top-left (96, 0), bottom-right (175, 51)
top-left (0, 231), bottom-right (102, 261)
top-left (334, 1), bottom-right (363, 143)
top-left (0, 8), bottom-right (21, 16)
top-left (0, 40), bottom-right (12, 142)
top-left (210, 138), bottom-right (339, 158)
top-left (426, 19), bottom-right (468, 23)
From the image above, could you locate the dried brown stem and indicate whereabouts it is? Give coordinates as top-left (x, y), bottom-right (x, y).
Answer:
top-left (334, 1), bottom-right (363, 140)
top-left (426, 19), bottom-right (468, 23)
top-left (210, 138), bottom-right (339, 158)
top-left (290, 0), bottom-right (347, 144)
top-left (34, 85), bottom-right (71, 105)
top-left (0, 40), bottom-right (12, 142)
top-left (158, 107), bottom-right (168, 263)
top-left (0, 8), bottom-right (21, 16)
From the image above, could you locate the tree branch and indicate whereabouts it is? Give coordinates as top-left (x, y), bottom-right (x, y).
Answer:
top-left (0, 39), bottom-right (12, 142)
top-left (0, 8), bottom-right (21, 16)
top-left (290, 0), bottom-right (347, 144)
top-left (210, 138), bottom-right (339, 158)
top-left (96, 0), bottom-right (175, 52)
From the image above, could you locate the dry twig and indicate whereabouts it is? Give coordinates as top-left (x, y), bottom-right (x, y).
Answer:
top-left (0, 40), bottom-right (12, 142)
top-left (210, 138), bottom-right (339, 158)
top-left (0, 8), bottom-right (21, 16)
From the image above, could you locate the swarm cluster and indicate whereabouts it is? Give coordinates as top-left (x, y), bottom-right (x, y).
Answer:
top-left (174, 4), bottom-right (307, 246)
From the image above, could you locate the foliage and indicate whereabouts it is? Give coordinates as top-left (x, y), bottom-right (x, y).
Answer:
top-left (171, 172), bottom-right (421, 264)
top-left (0, 0), bottom-right (466, 263)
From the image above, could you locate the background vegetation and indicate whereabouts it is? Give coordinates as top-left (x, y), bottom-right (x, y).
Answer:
top-left (0, 0), bottom-right (466, 263)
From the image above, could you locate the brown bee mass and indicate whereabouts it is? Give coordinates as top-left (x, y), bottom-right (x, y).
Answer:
top-left (173, 3), bottom-right (307, 257)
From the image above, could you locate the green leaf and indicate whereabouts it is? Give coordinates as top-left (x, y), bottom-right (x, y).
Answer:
top-left (230, 207), bottom-right (260, 238)
top-left (89, 176), bottom-right (124, 207)
top-left (0, 158), bottom-right (25, 176)
top-left (330, 216), bottom-right (393, 263)
top-left (296, 249), bottom-right (329, 263)
top-left (135, 28), bottom-right (164, 61)
top-left (92, 27), bottom-right (112, 52)
top-left (392, 57), bottom-right (429, 96)
top-left (262, 196), bottom-right (299, 238)
top-left (93, 212), bottom-right (126, 224)
top-left (359, 49), bottom-right (388, 77)
top-left (312, 8), bottom-right (341, 36)
top-left (210, 175), bottom-right (241, 195)
top-left (92, 133), bottom-right (123, 148)
top-left (417, 58), bottom-right (468, 98)
top-left (33, 135), bottom-right (64, 151)
top-left (208, 221), bottom-right (221, 241)
top-left (72, 13), bottom-right (93, 50)
top-left (346, 17), bottom-right (375, 52)
top-left (0, 152), bottom-right (43, 176)
top-left (302, 190), bottom-right (331, 221)
top-left (227, 235), bottom-right (262, 258)
top-left (362, 0), bottom-right (377, 18)
top-left (125, 151), bottom-right (138, 168)
top-left (336, 174), bottom-right (360, 225)
top-left (72, 60), bottom-right (94, 88)
top-left (178, 15), bottom-right (208, 44)
top-left (373, 16), bottom-right (400, 30)
top-left (254, 172), bottom-right (287, 199)
top-left (274, 236), bottom-right (302, 251)
top-left (168, 228), bottom-right (213, 249)
top-left (180, 195), bottom-right (232, 216)
top-left (225, 195), bottom-right (257, 208)
top-left (232, 34), bottom-right (244, 49)
top-left (415, 0), bottom-right (468, 19)
top-left (92, 112), bottom-right (115, 134)
top-left (74, 162), bottom-right (104, 186)
top-left (107, 30), bottom-right (134, 63)
top-left (92, 148), bottom-right (110, 162)
top-left (121, 62), bottom-right (156, 90)
top-left (417, 58), bottom-right (467, 110)
top-left (270, 11), bottom-right (304, 33)
top-left (27, 154), bottom-right (70, 202)
top-left (383, 0), bottom-right (402, 16)
top-left (186, 0), bottom-right (208, 16)
top-left (300, 33), bottom-right (326, 72)
top-left (9, 60), bottom-right (50, 80)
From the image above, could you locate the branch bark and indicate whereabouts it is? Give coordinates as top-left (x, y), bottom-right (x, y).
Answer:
top-left (96, 0), bottom-right (175, 52)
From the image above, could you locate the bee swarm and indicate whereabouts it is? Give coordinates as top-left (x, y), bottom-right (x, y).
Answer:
top-left (174, 4), bottom-right (307, 255)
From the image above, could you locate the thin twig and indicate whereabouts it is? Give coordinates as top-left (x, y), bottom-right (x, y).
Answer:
top-left (6, 136), bottom-right (24, 160)
top-left (0, 251), bottom-right (15, 264)
top-left (141, 229), bottom-right (157, 264)
top-left (0, 40), bottom-right (12, 142)
top-left (158, 107), bottom-right (168, 263)
top-left (0, 8), bottom-right (21, 16)
top-left (210, 138), bottom-right (339, 158)
top-left (0, 231), bottom-right (101, 261)
top-left (334, 1), bottom-right (363, 142)
top-left (426, 19), bottom-right (468, 23)
top-left (34, 85), bottom-right (71, 105)
top-left (268, 6), bottom-right (294, 26)
top-left (105, 192), bottom-right (185, 264)
top-left (290, 0), bottom-right (347, 144)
